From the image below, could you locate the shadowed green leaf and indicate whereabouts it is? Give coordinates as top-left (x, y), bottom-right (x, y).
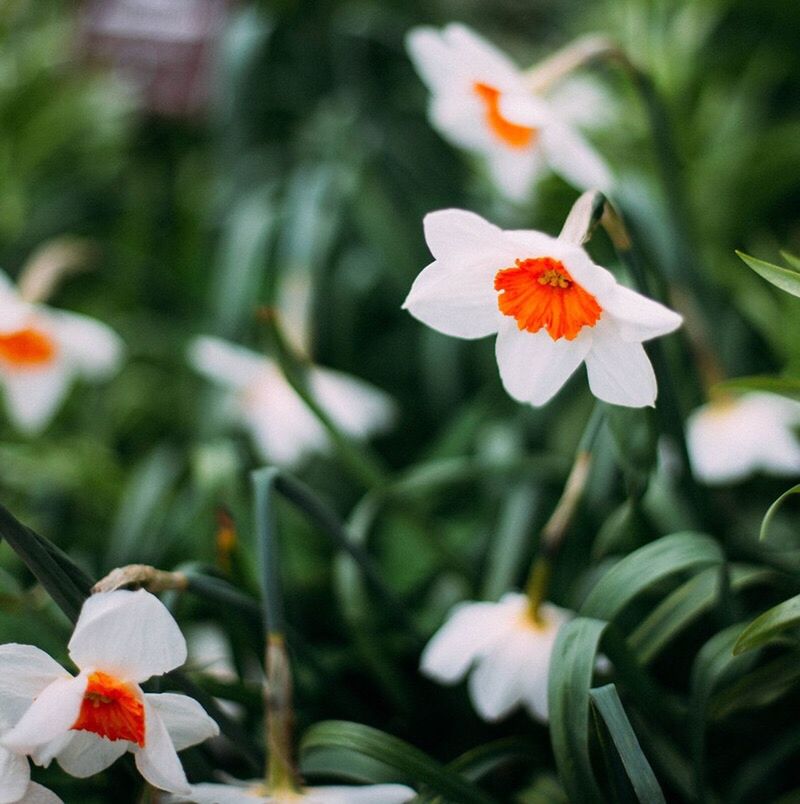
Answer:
top-left (737, 250), bottom-right (800, 298)
top-left (734, 593), bottom-right (800, 654)
top-left (760, 484), bottom-right (800, 541)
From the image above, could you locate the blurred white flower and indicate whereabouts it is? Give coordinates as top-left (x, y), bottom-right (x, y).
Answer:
top-left (189, 336), bottom-right (395, 467)
top-left (0, 590), bottom-right (219, 796)
top-left (167, 779), bottom-right (415, 803)
top-left (0, 715), bottom-right (62, 804)
top-left (406, 23), bottom-right (612, 201)
top-left (0, 272), bottom-right (123, 434)
top-left (420, 593), bottom-right (570, 722)
top-left (687, 392), bottom-right (800, 483)
top-left (404, 209), bottom-right (682, 408)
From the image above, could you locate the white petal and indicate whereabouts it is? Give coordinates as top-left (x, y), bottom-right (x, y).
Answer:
top-left (494, 321), bottom-right (592, 406)
top-left (484, 147), bottom-right (547, 203)
top-left (0, 364), bottom-right (71, 434)
top-left (497, 93), bottom-right (558, 130)
top-left (405, 27), bottom-right (454, 92)
top-left (441, 24), bottom-right (522, 88)
top-left (55, 732), bottom-right (128, 778)
top-left (50, 311), bottom-right (124, 379)
top-left (145, 693), bottom-right (219, 751)
top-left (420, 599), bottom-right (517, 684)
top-left (422, 209), bottom-right (507, 264)
top-left (603, 284), bottom-right (683, 342)
top-left (2, 676), bottom-right (86, 754)
top-left (310, 367), bottom-right (395, 439)
top-left (428, 92), bottom-right (494, 152)
top-left (520, 603), bottom-right (570, 722)
top-left (15, 783), bottom-right (63, 804)
top-left (0, 644), bottom-right (69, 724)
top-left (165, 783), bottom-right (259, 804)
top-left (68, 589), bottom-right (187, 683)
top-left (585, 321), bottom-right (657, 407)
top-left (544, 75), bottom-right (614, 130)
top-left (134, 702), bottom-right (190, 794)
top-left (189, 336), bottom-right (266, 391)
top-left (402, 260), bottom-right (500, 339)
top-left (306, 784), bottom-right (416, 803)
top-left (467, 636), bottom-right (529, 721)
top-left (541, 122), bottom-right (613, 192)
top-left (0, 743), bottom-right (30, 804)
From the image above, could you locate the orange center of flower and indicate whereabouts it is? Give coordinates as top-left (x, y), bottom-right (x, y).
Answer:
top-left (495, 257), bottom-right (602, 341)
top-left (71, 671), bottom-right (145, 747)
top-left (473, 83), bottom-right (537, 149)
top-left (0, 328), bottom-right (57, 367)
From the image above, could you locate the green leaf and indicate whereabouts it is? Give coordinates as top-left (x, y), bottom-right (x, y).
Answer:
top-left (580, 532), bottom-right (723, 621)
top-left (590, 684), bottom-right (666, 804)
top-left (548, 617), bottom-right (608, 803)
top-left (760, 484), bottom-right (800, 541)
top-left (734, 593), bottom-right (800, 654)
top-left (780, 250), bottom-right (800, 271)
top-left (300, 721), bottom-right (496, 804)
top-left (737, 250), bottom-right (800, 298)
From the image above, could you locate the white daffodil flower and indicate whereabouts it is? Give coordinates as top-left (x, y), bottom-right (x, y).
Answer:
top-left (406, 23), bottom-right (612, 201)
top-left (189, 336), bottom-right (395, 467)
top-left (0, 272), bottom-right (123, 434)
top-left (0, 590), bottom-right (219, 796)
top-left (421, 593), bottom-right (570, 722)
top-left (687, 392), bottom-right (800, 483)
top-left (403, 209), bottom-right (682, 408)
top-left (167, 779), bottom-right (416, 804)
top-left (0, 714), bottom-right (62, 804)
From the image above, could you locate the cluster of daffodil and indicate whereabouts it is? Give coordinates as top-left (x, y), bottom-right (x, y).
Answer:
top-left (1, 18), bottom-right (800, 804)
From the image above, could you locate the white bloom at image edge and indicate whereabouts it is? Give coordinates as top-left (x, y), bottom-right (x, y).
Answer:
top-left (188, 336), bottom-right (395, 467)
top-left (406, 23), bottom-right (612, 201)
top-left (0, 717), bottom-right (62, 804)
top-left (0, 271), bottom-right (124, 434)
top-left (403, 209), bottom-right (683, 408)
top-left (687, 392), bottom-right (800, 483)
top-left (166, 780), bottom-right (416, 803)
top-left (420, 593), bottom-right (570, 722)
top-left (0, 590), bottom-right (219, 795)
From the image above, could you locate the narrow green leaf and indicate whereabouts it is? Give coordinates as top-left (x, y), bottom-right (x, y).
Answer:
top-left (780, 251), bottom-right (800, 271)
top-left (300, 721), bottom-right (496, 804)
top-left (737, 250), bottom-right (800, 298)
top-left (580, 532), bottom-right (722, 621)
top-left (548, 617), bottom-right (608, 803)
top-left (590, 685), bottom-right (666, 804)
top-left (760, 484), bottom-right (800, 541)
top-left (734, 593), bottom-right (800, 655)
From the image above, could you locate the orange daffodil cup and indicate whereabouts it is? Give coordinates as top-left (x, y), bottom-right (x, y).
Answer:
top-left (406, 24), bottom-right (612, 202)
top-left (0, 272), bottom-right (123, 434)
top-left (0, 590), bottom-right (219, 796)
top-left (404, 209), bottom-right (682, 408)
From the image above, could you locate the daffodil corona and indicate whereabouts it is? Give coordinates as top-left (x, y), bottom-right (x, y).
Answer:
top-left (403, 209), bottom-right (682, 407)
top-left (0, 590), bottom-right (219, 796)
top-left (406, 24), bottom-right (612, 201)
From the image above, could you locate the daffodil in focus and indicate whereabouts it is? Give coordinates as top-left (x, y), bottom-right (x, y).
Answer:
top-left (0, 590), bottom-right (219, 795)
top-left (403, 209), bottom-right (682, 407)
top-left (406, 24), bottom-right (612, 201)
top-left (0, 272), bottom-right (123, 434)
top-left (167, 780), bottom-right (416, 803)
top-left (421, 593), bottom-right (570, 722)
top-left (0, 717), bottom-right (62, 804)
top-left (189, 336), bottom-right (395, 467)
top-left (687, 392), bottom-right (800, 483)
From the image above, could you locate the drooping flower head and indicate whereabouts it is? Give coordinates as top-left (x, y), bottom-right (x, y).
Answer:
top-left (403, 209), bottom-right (682, 407)
top-left (189, 336), bottom-right (395, 467)
top-left (406, 24), bottom-right (612, 201)
top-left (421, 593), bottom-right (570, 722)
top-left (0, 272), bottom-right (123, 434)
top-left (687, 392), bottom-right (800, 483)
top-left (0, 590), bottom-right (219, 795)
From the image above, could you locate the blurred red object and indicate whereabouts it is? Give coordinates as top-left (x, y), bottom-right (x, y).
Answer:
top-left (80, 0), bottom-right (229, 118)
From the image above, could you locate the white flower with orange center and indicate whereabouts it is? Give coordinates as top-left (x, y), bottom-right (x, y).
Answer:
top-left (687, 392), bottom-right (800, 483)
top-left (406, 24), bottom-right (612, 201)
top-left (0, 273), bottom-right (123, 434)
top-left (403, 209), bottom-right (683, 407)
top-left (189, 336), bottom-right (395, 467)
top-left (0, 590), bottom-right (219, 795)
top-left (420, 593), bottom-right (570, 722)
top-left (167, 780), bottom-right (416, 803)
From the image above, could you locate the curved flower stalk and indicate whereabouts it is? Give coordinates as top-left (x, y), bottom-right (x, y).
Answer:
top-left (687, 392), bottom-right (800, 483)
top-left (406, 24), bottom-right (613, 201)
top-left (421, 593), bottom-right (571, 722)
top-left (0, 590), bottom-right (219, 796)
top-left (167, 780), bottom-right (415, 803)
top-left (0, 271), bottom-right (123, 434)
top-left (0, 717), bottom-right (62, 804)
top-left (403, 208), bottom-right (682, 407)
top-left (189, 336), bottom-right (395, 467)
